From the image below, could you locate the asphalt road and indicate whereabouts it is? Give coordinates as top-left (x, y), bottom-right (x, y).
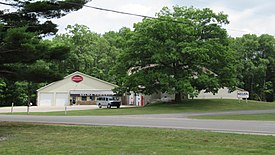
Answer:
top-left (1, 112), bottom-right (275, 136)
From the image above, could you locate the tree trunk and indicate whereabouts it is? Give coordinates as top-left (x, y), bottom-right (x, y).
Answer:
top-left (175, 92), bottom-right (182, 103)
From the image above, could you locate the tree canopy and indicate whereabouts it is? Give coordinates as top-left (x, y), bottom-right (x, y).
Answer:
top-left (114, 6), bottom-right (238, 102)
top-left (51, 24), bottom-right (123, 83)
top-left (0, 0), bottom-right (89, 82)
top-left (231, 34), bottom-right (275, 102)
top-left (1, 3), bottom-right (274, 105)
top-left (0, 0), bottom-right (89, 106)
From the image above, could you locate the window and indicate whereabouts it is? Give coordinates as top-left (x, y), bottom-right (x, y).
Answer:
top-left (90, 95), bottom-right (95, 101)
top-left (81, 96), bottom-right (87, 101)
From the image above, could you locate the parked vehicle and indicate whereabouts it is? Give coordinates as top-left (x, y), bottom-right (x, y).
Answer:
top-left (96, 96), bottom-right (121, 108)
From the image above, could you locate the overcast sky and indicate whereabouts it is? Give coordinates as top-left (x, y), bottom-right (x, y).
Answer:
top-left (1, 0), bottom-right (275, 37)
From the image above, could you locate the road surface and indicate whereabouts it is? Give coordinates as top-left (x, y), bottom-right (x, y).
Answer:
top-left (1, 112), bottom-right (275, 136)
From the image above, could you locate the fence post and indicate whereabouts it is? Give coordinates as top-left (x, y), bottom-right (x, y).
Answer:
top-left (11, 102), bottom-right (14, 114)
top-left (65, 106), bottom-right (67, 115)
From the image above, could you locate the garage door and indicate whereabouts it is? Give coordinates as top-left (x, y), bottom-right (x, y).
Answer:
top-left (55, 93), bottom-right (69, 106)
top-left (39, 93), bottom-right (53, 106)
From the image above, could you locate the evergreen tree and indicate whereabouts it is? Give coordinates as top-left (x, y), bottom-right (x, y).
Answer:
top-left (0, 0), bottom-right (90, 82)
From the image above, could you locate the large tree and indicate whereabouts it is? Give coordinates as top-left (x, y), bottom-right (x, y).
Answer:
top-left (115, 6), bottom-right (237, 102)
top-left (0, 0), bottom-right (89, 82)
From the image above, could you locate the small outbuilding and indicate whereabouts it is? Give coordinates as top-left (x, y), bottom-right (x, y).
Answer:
top-left (36, 71), bottom-right (117, 106)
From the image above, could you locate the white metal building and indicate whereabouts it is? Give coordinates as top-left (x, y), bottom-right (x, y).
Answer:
top-left (141, 87), bottom-right (245, 104)
top-left (193, 87), bottom-right (244, 99)
top-left (36, 71), bottom-right (117, 106)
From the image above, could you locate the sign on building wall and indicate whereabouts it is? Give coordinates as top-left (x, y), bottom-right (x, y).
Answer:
top-left (72, 75), bottom-right (83, 83)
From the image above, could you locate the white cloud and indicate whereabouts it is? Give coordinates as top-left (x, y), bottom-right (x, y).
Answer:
top-left (188, 0), bottom-right (274, 37)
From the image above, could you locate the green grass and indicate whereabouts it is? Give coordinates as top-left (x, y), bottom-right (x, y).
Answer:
top-left (193, 113), bottom-right (275, 121)
top-left (0, 122), bottom-right (275, 155)
top-left (7, 99), bottom-right (275, 116)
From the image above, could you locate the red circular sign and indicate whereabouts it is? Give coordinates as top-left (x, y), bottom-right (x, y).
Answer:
top-left (72, 75), bottom-right (83, 83)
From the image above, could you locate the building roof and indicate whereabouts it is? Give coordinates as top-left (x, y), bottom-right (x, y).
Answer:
top-left (37, 71), bottom-right (117, 92)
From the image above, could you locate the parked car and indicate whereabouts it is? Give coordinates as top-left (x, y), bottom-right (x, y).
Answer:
top-left (96, 96), bottom-right (121, 108)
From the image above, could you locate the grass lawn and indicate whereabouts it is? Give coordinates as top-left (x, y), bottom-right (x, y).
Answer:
top-left (7, 99), bottom-right (275, 116)
top-left (192, 113), bottom-right (275, 121)
top-left (0, 122), bottom-right (275, 155)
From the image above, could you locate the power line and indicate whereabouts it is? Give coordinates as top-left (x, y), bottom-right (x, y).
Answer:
top-left (63, 1), bottom-right (250, 33)
top-left (0, 2), bottom-right (19, 7)
top-left (0, 1), bottom-right (189, 24)
top-left (0, 1), bottom-right (151, 19)
top-left (79, 3), bottom-right (151, 19)
top-left (0, 1), bottom-right (251, 33)
top-left (61, 1), bottom-right (193, 25)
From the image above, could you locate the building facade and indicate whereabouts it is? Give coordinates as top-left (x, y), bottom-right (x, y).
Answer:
top-left (36, 72), bottom-right (117, 106)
